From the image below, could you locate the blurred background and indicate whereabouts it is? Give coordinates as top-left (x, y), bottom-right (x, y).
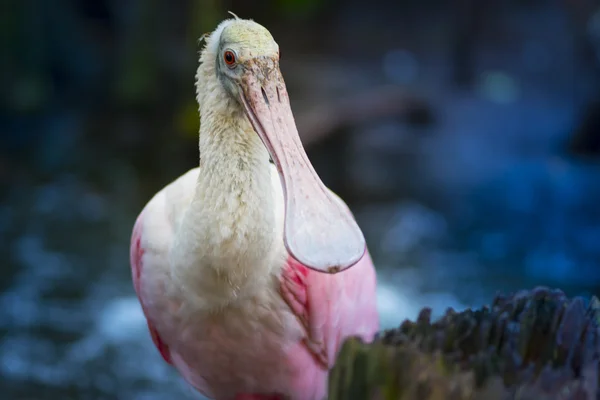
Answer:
top-left (2, 0), bottom-right (600, 398)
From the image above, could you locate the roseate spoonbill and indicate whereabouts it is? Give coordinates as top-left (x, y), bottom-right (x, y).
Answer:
top-left (129, 16), bottom-right (378, 400)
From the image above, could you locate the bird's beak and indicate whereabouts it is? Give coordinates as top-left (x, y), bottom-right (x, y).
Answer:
top-left (238, 59), bottom-right (366, 273)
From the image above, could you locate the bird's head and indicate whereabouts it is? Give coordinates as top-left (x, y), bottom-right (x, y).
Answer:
top-left (197, 15), bottom-right (366, 273)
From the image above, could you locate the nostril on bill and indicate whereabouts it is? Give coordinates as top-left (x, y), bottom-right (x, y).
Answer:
top-left (276, 87), bottom-right (281, 103)
top-left (261, 87), bottom-right (269, 106)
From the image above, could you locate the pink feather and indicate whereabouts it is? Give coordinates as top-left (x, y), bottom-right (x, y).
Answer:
top-left (129, 205), bottom-right (378, 399)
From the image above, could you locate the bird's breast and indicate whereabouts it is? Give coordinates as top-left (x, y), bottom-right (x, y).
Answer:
top-left (166, 283), bottom-right (315, 398)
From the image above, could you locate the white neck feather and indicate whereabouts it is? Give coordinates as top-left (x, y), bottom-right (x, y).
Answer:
top-left (169, 49), bottom-right (283, 309)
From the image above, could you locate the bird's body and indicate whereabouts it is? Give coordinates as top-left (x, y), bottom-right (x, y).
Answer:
top-left (130, 17), bottom-right (378, 400)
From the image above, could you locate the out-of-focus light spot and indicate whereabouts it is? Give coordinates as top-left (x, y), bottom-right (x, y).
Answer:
top-left (97, 297), bottom-right (146, 341)
top-left (476, 71), bottom-right (520, 104)
top-left (382, 49), bottom-right (419, 85)
top-left (376, 283), bottom-right (413, 329)
top-left (381, 203), bottom-right (447, 256)
top-left (14, 234), bottom-right (70, 279)
top-left (376, 275), bottom-right (469, 330)
top-left (0, 335), bottom-right (71, 384)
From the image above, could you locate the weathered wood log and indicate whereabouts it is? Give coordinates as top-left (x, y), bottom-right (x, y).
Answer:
top-left (329, 287), bottom-right (600, 400)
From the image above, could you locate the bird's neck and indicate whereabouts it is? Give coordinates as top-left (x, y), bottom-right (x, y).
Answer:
top-left (170, 84), bottom-right (284, 308)
top-left (195, 99), bottom-right (277, 256)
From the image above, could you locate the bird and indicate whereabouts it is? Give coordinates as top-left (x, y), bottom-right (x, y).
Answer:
top-left (129, 15), bottom-right (379, 400)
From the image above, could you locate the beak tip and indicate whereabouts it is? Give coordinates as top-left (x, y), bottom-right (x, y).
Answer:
top-left (285, 235), bottom-right (366, 274)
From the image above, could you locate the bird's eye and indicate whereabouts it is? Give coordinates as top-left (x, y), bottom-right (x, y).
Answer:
top-left (224, 50), bottom-right (236, 66)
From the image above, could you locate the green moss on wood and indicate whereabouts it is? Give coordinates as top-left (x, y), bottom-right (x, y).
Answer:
top-left (329, 287), bottom-right (600, 400)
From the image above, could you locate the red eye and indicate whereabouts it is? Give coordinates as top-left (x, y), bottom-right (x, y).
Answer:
top-left (224, 50), bottom-right (236, 66)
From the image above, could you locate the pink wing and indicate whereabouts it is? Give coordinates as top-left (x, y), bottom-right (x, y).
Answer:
top-left (130, 212), bottom-right (173, 365)
top-left (280, 251), bottom-right (379, 368)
